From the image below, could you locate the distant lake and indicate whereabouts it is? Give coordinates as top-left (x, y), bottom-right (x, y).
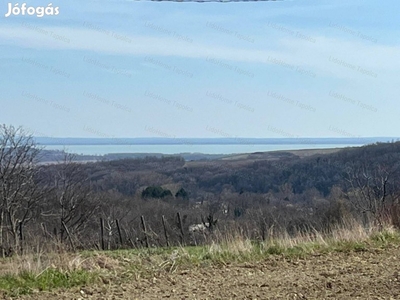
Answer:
top-left (42, 144), bottom-right (365, 156)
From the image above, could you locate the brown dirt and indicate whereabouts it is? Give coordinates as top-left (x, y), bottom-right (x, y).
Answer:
top-left (10, 244), bottom-right (400, 300)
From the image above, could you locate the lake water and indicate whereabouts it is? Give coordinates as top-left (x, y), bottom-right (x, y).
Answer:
top-left (42, 144), bottom-right (365, 155)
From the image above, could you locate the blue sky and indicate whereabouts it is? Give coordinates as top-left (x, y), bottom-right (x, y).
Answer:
top-left (1, 0), bottom-right (399, 138)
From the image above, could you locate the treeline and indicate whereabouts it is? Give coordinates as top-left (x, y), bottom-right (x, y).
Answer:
top-left (1, 124), bottom-right (400, 255)
top-left (83, 142), bottom-right (400, 200)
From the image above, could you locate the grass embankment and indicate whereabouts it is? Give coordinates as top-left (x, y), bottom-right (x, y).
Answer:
top-left (0, 223), bottom-right (399, 296)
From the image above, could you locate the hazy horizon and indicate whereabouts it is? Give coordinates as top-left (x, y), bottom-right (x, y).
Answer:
top-left (34, 136), bottom-right (397, 145)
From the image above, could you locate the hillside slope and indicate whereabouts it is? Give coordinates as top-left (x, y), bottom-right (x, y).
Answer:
top-left (15, 244), bottom-right (400, 299)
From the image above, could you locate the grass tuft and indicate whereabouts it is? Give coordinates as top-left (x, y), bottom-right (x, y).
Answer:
top-left (0, 269), bottom-right (96, 296)
top-left (1, 221), bottom-right (400, 296)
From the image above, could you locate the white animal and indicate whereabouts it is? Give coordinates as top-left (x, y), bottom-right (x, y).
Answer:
top-left (188, 223), bottom-right (209, 233)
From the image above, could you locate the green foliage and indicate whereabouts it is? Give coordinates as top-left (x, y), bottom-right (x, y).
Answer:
top-left (141, 186), bottom-right (173, 199)
top-left (175, 188), bottom-right (189, 200)
top-left (266, 244), bottom-right (284, 255)
top-left (0, 269), bottom-right (95, 296)
top-left (370, 230), bottom-right (400, 245)
top-left (332, 241), bottom-right (367, 252)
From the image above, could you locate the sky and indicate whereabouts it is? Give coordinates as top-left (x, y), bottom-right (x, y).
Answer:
top-left (1, 0), bottom-right (399, 139)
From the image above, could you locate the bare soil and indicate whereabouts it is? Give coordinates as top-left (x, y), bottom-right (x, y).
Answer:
top-left (10, 244), bottom-right (400, 300)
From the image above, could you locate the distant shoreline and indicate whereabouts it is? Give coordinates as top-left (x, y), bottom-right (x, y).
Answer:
top-left (38, 143), bottom-right (366, 164)
top-left (34, 137), bottom-right (397, 146)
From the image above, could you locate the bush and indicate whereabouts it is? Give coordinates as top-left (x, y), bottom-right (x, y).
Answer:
top-left (142, 186), bottom-right (173, 199)
top-left (175, 188), bottom-right (189, 200)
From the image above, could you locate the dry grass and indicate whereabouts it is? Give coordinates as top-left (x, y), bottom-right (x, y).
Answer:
top-left (0, 218), bottom-right (399, 296)
top-left (198, 218), bottom-right (399, 261)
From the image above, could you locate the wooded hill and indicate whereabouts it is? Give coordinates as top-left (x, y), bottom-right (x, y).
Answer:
top-left (1, 125), bottom-right (399, 253)
top-left (81, 142), bottom-right (400, 202)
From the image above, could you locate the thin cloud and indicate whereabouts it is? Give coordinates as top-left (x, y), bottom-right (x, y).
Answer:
top-left (1, 24), bottom-right (399, 81)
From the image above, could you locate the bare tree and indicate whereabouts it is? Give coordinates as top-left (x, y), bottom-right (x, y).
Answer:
top-left (42, 153), bottom-right (98, 246)
top-left (0, 125), bottom-right (45, 252)
top-left (345, 162), bottom-right (398, 227)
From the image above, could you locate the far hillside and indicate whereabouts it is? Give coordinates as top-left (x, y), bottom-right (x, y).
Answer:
top-left (81, 141), bottom-right (400, 200)
top-left (2, 126), bottom-right (400, 253)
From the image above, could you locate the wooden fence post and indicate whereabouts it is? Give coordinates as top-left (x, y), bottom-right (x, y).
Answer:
top-left (100, 218), bottom-right (105, 250)
top-left (0, 210), bottom-right (4, 258)
top-left (115, 219), bottom-right (123, 246)
top-left (177, 212), bottom-right (185, 245)
top-left (141, 216), bottom-right (149, 248)
top-left (18, 221), bottom-right (23, 255)
top-left (162, 215), bottom-right (170, 247)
